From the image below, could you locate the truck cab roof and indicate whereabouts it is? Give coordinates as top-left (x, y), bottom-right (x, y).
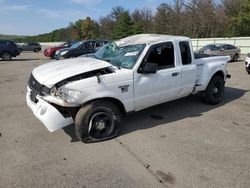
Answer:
top-left (115, 34), bottom-right (190, 47)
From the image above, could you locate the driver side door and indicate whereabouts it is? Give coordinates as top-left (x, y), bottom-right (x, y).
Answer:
top-left (134, 42), bottom-right (181, 111)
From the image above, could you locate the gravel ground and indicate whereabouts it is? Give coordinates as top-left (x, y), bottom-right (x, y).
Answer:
top-left (0, 52), bottom-right (249, 188)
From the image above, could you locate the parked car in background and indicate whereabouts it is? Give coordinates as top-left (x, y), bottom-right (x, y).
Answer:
top-left (55, 40), bottom-right (109, 60)
top-left (19, 42), bottom-right (41, 52)
top-left (0, 40), bottom-right (20, 61)
top-left (197, 44), bottom-right (241, 62)
top-left (245, 53), bottom-right (250, 74)
top-left (44, 41), bottom-right (77, 59)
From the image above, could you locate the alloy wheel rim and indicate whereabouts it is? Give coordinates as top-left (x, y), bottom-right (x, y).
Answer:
top-left (3, 53), bottom-right (10, 60)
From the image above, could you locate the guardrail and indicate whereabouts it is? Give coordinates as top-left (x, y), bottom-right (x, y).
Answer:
top-left (191, 37), bottom-right (250, 54)
top-left (36, 37), bottom-right (250, 54)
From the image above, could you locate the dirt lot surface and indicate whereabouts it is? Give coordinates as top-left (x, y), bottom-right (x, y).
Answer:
top-left (0, 52), bottom-right (249, 188)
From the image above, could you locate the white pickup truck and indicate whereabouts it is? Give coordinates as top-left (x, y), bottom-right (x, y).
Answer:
top-left (26, 34), bottom-right (230, 142)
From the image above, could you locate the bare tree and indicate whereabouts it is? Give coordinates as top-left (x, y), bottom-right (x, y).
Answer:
top-left (153, 3), bottom-right (174, 34)
top-left (132, 8), bottom-right (153, 33)
top-left (99, 15), bottom-right (115, 39)
top-left (222, 0), bottom-right (242, 17)
top-left (171, 0), bottom-right (184, 35)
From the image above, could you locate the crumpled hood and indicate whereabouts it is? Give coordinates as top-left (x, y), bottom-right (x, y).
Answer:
top-left (32, 57), bottom-right (112, 87)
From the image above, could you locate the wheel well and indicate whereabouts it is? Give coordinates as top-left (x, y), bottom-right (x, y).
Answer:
top-left (86, 97), bottom-right (127, 115)
top-left (213, 71), bottom-right (224, 79)
top-left (0, 51), bottom-right (11, 56)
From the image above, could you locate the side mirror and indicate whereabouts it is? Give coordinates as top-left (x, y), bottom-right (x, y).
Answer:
top-left (220, 48), bottom-right (225, 51)
top-left (139, 62), bottom-right (157, 74)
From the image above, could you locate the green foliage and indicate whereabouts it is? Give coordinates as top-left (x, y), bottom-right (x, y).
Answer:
top-left (114, 12), bottom-right (134, 39)
top-left (231, 0), bottom-right (250, 36)
top-left (0, 34), bottom-right (27, 40)
top-left (14, 17), bottom-right (100, 42)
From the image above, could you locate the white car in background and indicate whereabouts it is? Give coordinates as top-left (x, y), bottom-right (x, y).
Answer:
top-left (246, 53), bottom-right (250, 74)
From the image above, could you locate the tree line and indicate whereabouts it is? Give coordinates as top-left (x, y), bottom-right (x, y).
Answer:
top-left (16, 0), bottom-right (250, 43)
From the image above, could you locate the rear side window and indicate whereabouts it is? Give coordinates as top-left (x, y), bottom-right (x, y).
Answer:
top-left (179, 41), bottom-right (191, 65)
top-left (224, 44), bottom-right (235, 50)
top-left (85, 42), bottom-right (94, 49)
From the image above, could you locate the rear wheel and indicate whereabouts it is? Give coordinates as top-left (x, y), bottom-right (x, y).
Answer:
top-left (232, 54), bottom-right (238, 62)
top-left (203, 75), bottom-right (224, 105)
top-left (75, 100), bottom-right (121, 143)
top-left (1, 52), bottom-right (12, 61)
top-left (34, 48), bottom-right (39, 52)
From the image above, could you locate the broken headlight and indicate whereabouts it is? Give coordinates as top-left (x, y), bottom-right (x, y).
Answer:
top-left (51, 87), bottom-right (82, 103)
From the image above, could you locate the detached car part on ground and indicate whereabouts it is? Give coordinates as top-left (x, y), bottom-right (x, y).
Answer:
top-left (26, 34), bottom-right (231, 143)
top-left (246, 53), bottom-right (250, 74)
top-left (0, 40), bottom-right (20, 61)
top-left (197, 44), bottom-right (240, 62)
top-left (54, 40), bottom-right (109, 60)
top-left (19, 42), bottom-right (41, 52)
top-left (44, 41), bottom-right (77, 59)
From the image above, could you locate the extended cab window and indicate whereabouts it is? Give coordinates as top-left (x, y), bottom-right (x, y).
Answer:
top-left (146, 42), bottom-right (175, 69)
top-left (179, 41), bottom-right (191, 65)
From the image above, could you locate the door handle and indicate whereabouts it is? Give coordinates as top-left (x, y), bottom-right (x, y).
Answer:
top-left (172, 72), bottom-right (179, 77)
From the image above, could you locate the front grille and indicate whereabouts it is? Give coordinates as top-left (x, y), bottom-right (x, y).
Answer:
top-left (28, 74), bottom-right (49, 96)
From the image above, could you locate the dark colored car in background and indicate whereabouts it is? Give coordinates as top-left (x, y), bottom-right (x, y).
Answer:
top-left (55, 40), bottom-right (109, 60)
top-left (0, 40), bottom-right (20, 61)
top-left (19, 42), bottom-right (41, 52)
top-left (245, 53), bottom-right (250, 74)
top-left (44, 41), bottom-right (77, 59)
top-left (197, 43), bottom-right (241, 61)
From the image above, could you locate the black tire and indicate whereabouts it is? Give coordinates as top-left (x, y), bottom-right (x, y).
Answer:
top-left (75, 100), bottom-right (121, 143)
top-left (232, 54), bottom-right (238, 62)
top-left (34, 48), bottom-right (39, 52)
top-left (203, 75), bottom-right (225, 105)
top-left (1, 51), bottom-right (12, 61)
top-left (51, 52), bottom-right (55, 59)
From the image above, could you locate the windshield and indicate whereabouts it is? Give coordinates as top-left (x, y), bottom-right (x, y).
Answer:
top-left (70, 41), bottom-right (83, 49)
top-left (59, 42), bottom-right (67, 48)
top-left (95, 42), bottom-right (146, 69)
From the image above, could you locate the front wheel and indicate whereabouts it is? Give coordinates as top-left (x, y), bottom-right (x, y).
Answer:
top-left (75, 100), bottom-right (121, 143)
top-left (34, 48), bottom-right (39, 52)
top-left (232, 54), bottom-right (238, 62)
top-left (1, 52), bottom-right (12, 61)
top-left (51, 52), bottom-right (55, 59)
top-left (203, 75), bottom-right (225, 105)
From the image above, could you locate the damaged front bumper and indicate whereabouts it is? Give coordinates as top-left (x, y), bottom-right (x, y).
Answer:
top-left (26, 87), bottom-right (73, 132)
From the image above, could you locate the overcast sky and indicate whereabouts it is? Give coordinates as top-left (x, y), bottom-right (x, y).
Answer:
top-left (0, 0), bottom-right (165, 36)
